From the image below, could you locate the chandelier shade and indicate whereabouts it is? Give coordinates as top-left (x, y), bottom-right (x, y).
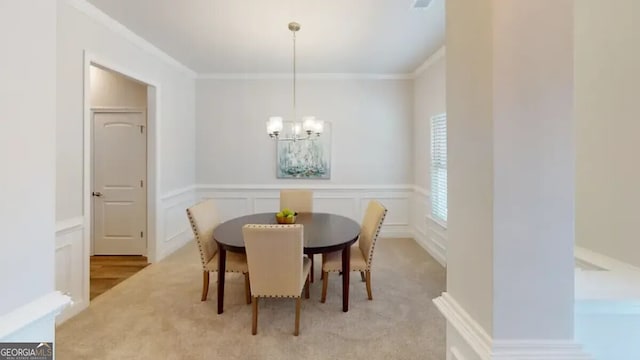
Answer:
top-left (266, 22), bottom-right (324, 142)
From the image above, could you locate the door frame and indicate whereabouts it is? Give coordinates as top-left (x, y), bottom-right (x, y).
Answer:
top-left (83, 51), bottom-right (161, 304)
top-left (90, 107), bottom-right (148, 255)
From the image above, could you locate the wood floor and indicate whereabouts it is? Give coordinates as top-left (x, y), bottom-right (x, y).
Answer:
top-left (90, 256), bottom-right (149, 300)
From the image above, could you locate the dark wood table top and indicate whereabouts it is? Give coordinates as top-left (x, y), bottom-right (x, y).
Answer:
top-left (213, 212), bottom-right (361, 254)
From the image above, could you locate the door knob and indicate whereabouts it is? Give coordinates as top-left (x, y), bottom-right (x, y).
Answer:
top-left (92, 191), bottom-right (103, 197)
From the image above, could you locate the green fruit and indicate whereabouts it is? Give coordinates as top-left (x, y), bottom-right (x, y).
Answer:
top-left (287, 214), bottom-right (294, 218)
top-left (277, 211), bottom-right (284, 217)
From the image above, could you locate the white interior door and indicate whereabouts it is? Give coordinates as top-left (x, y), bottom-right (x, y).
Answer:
top-left (92, 109), bottom-right (147, 255)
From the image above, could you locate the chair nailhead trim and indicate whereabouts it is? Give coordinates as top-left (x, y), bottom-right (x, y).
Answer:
top-left (186, 208), bottom-right (209, 271)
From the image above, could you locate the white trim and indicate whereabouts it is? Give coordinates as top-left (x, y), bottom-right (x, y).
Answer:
top-left (434, 292), bottom-right (492, 360)
top-left (65, 0), bottom-right (196, 78)
top-left (413, 228), bottom-right (446, 267)
top-left (0, 292), bottom-right (71, 339)
top-left (165, 229), bottom-right (190, 244)
top-left (434, 293), bottom-right (593, 360)
top-left (575, 246), bottom-right (640, 273)
top-left (159, 232), bottom-right (192, 260)
top-left (160, 185), bottom-right (197, 201)
top-left (575, 300), bottom-right (640, 315)
top-left (427, 214), bottom-right (448, 229)
top-left (83, 51), bottom-right (162, 298)
top-left (196, 184), bottom-right (414, 191)
top-left (413, 185), bottom-right (431, 198)
top-left (55, 216), bottom-right (84, 234)
top-left (492, 340), bottom-right (592, 360)
top-left (197, 73), bottom-right (414, 80)
top-left (413, 46), bottom-right (446, 77)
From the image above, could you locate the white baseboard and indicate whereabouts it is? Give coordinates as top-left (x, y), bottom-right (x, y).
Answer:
top-left (434, 293), bottom-right (593, 360)
top-left (413, 228), bottom-right (446, 267)
top-left (159, 230), bottom-right (192, 260)
top-left (55, 299), bottom-right (87, 324)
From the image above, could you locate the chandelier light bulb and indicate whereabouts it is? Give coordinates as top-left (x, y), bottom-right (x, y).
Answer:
top-left (265, 22), bottom-right (324, 142)
top-left (302, 116), bottom-right (316, 133)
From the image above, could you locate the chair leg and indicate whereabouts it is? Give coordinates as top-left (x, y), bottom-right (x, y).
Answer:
top-left (294, 297), bottom-right (301, 336)
top-left (320, 254), bottom-right (326, 280)
top-left (360, 271), bottom-right (366, 282)
top-left (201, 271), bottom-right (210, 301)
top-left (244, 273), bottom-right (251, 305)
top-left (304, 274), bottom-right (310, 299)
top-left (365, 270), bottom-right (373, 300)
top-left (321, 271), bottom-right (329, 303)
top-left (310, 255), bottom-right (314, 283)
top-left (252, 296), bottom-right (259, 335)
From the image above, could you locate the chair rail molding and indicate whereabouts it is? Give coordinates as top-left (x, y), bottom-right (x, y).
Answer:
top-left (434, 293), bottom-right (593, 360)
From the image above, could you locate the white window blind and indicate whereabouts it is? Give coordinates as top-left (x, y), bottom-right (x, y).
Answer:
top-left (431, 114), bottom-right (447, 224)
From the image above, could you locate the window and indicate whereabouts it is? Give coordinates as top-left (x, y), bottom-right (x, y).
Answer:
top-left (431, 114), bottom-right (447, 224)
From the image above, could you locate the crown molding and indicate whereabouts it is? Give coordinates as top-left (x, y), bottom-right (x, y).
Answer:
top-left (413, 46), bottom-right (446, 77)
top-left (64, 0), bottom-right (197, 78)
top-left (197, 73), bottom-right (414, 80)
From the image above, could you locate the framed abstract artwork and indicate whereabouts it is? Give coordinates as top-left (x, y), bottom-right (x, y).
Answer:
top-left (276, 122), bottom-right (331, 179)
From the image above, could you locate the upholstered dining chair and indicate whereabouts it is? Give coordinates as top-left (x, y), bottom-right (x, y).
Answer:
top-left (186, 199), bottom-right (251, 305)
top-left (279, 189), bottom-right (317, 282)
top-left (243, 224), bottom-right (311, 336)
top-left (279, 189), bottom-right (313, 213)
top-left (321, 200), bottom-right (387, 303)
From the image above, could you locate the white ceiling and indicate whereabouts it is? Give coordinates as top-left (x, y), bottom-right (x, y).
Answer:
top-left (86, 0), bottom-right (445, 74)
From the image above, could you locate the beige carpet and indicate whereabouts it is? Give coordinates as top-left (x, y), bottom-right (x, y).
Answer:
top-left (56, 238), bottom-right (446, 360)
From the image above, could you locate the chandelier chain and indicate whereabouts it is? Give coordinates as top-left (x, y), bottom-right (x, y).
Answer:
top-left (292, 29), bottom-right (296, 122)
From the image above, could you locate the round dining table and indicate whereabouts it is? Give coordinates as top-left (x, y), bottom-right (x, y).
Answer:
top-left (213, 212), bottom-right (360, 314)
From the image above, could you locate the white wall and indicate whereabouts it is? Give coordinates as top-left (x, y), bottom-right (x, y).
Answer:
top-left (57, 0), bottom-right (196, 220)
top-left (411, 51), bottom-right (447, 266)
top-left (413, 52), bottom-right (446, 191)
top-left (440, 1), bottom-right (583, 358)
top-left (194, 77), bottom-right (413, 236)
top-left (575, 0), bottom-right (640, 269)
top-left (90, 65), bottom-right (147, 107)
top-left (446, 0), bottom-right (495, 338)
top-left (55, 0), bottom-right (196, 321)
top-left (195, 78), bottom-right (412, 186)
top-left (0, 0), bottom-right (61, 340)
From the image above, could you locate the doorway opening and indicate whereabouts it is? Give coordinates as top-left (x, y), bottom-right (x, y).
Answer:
top-left (86, 62), bottom-right (156, 300)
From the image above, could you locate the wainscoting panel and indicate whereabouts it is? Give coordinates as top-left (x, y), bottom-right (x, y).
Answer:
top-left (159, 186), bottom-right (196, 260)
top-left (253, 196), bottom-right (280, 214)
top-left (55, 217), bottom-right (86, 324)
top-left (195, 185), bottom-right (414, 238)
top-left (314, 196), bottom-right (358, 220)
top-left (411, 187), bottom-right (446, 266)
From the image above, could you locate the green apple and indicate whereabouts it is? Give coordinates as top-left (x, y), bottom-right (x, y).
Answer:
top-left (287, 214), bottom-right (294, 218)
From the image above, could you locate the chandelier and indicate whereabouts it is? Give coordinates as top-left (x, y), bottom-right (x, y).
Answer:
top-left (266, 22), bottom-right (324, 141)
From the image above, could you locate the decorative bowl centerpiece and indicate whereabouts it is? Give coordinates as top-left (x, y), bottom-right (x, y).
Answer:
top-left (276, 208), bottom-right (297, 224)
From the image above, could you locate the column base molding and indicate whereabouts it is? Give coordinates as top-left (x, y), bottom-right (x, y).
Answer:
top-left (434, 292), bottom-right (593, 360)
